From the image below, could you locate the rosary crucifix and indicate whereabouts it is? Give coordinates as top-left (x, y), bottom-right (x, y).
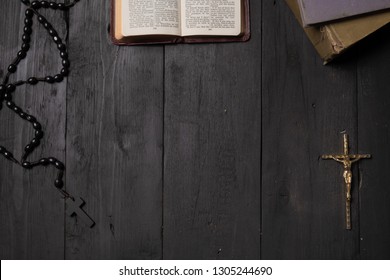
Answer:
top-left (322, 134), bottom-right (371, 230)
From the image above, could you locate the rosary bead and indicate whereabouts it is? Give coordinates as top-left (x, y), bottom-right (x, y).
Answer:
top-left (57, 3), bottom-right (65, 10)
top-left (6, 84), bottom-right (16, 93)
top-left (57, 43), bottom-right (66, 51)
top-left (35, 130), bottom-right (44, 138)
top-left (18, 50), bottom-right (27, 59)
top-left (43, 21), bottom-right (51, 30)
top-left (60, 51), bottom-right (68, 59)
top-left (31, 1), bottom-right (41, 9)
top-left (21, 0), bottom-right (31, 5)
top-left (45, 76), bottom-right (55, 83)
top-left (57, 171), bottom-right (64, 180)
top-left (31, 138), bottom-right (41, 147)
top-left (0, 84), bottom-right (5, 94)
top-left (19, 111), bottom-right (26, 118)
top-left (32, 122), bottom-right (42, 130)
top-left (48, 157), bottom-right (56, 163)
top-left (3, 93), bottom-right (12, 101)
top-left (3, 151), bottom-right (13, 159)
top-left (49, 2), bottom-right (58, 9)
top-left (24, 18), bottom-right (33, 27)
top-left (22, 162), bottom-right (33, 169)
top-left (48, 28), bottom-right (57, 36)
top-left (53, 36), bottom-right (61, 44)
top-left (28, 77), bottom-right (38, 85)
top-left (26, 115), bottom-right (36, 122)
top-left (12, 105), bottom-right (21, 114)
top-left (54, 179), bottom-right (63, 189)
top-left (60, 68), bottom-right (69, 76)
top-left (21, 43), bottom-right (30, 52)
top-left (40, 1), bottom-right (49, 8)
top-left (24, 26), bottom-right (33, 36)
top-left (38, 16), bottom-right (46, 24)
top-left (8, 64), bottom-right (17, 73)
top-left (22, 34), bottom-right (31, 43)
top-left (25, 144), bottom-right (33, 153)
top-left (39, 158), bottom-right (49, 165)
top-left (25, 9), bottom-right (34, 18)
top-left (62, 59), bottom-right (70, 67)
top-left (54, 74), bottom-right (63, 82)
top-left (54, 161), bottom-right (65, 170)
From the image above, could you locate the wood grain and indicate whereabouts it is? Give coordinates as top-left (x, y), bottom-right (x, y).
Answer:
top-left (261, 0), bottom-right (360, 259)
top-left (163, 0), bottom-right (261, 260)
top-left (64, 0), bottom-right (164, 259)
top-left (357, 25), bottom-right (390, 259)
top-left (0, 1), bottom-right (67, 259)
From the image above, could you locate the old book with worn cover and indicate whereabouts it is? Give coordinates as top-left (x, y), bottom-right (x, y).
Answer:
top-left (286, 0), bottom-right (390, 64)
top-left (111, 0), bottom-right (250, 45)
top-left (298, 0), bottom-right (390, 26)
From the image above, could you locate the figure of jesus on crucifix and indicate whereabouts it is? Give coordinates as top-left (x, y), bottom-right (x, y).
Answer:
top-left (322, 134), bottom-right (371, 230)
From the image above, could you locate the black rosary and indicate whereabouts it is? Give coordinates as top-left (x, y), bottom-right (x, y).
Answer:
top-left (0, 0), bottom-right (94, 227)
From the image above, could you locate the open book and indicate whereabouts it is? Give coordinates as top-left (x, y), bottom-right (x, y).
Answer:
top-left (111, 0), bottom-right (250, 45)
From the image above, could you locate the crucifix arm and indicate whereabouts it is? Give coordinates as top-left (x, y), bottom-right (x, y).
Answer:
top-left (332, 157), bottom-right (345, 163)
top-left (350, 157), bottom-right (361, 163)
top-left (350, 154), bottom-right (371, 163)
top-left (322, 155), bottom-right (344, 163)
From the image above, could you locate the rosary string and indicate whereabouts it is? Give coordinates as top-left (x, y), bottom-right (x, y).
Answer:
top-left (0, 0), bottom-right (80, 200)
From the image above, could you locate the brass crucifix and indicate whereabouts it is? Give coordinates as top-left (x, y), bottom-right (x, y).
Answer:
top-left (322, 134), bottom-right (371, 230)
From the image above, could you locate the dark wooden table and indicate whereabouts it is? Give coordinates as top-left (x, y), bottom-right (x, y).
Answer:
top-left (1, 0), bottom-right (389, 260)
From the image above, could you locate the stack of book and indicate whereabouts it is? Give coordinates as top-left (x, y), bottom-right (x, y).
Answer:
top-left (286, 0), bottom-right (390, 64)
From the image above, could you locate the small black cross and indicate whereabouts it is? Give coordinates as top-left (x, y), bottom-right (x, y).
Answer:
top-left (66, 197), bottom-right (95, 228)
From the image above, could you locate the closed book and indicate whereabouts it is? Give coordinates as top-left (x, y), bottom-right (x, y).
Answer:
top-left (286, 0), bottom-right (390, 64)
top-left (298, 0), bottom-right (390, 26)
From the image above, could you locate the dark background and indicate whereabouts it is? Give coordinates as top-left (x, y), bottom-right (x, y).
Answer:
top-left (1, 0), bottom-right (389, 260)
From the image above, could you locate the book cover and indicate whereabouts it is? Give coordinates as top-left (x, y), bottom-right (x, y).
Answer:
top-left (286, 0), bottom-right (390, 64)
top-left (298, 0), bottom-right (390, 26)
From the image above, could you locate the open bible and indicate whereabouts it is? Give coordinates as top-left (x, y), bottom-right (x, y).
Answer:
top-left (111, 0), bottom-right (250, 45)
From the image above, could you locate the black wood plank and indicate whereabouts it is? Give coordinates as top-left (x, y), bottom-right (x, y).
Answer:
top-left (163, 0), bottom-right (261, 260)
top-left (65, 0), bottom-right (164, 259)
top-left (261, 0), bottom-right (360, 259)
top-left (0, 1), bottom-right (67, 259)
top-left (357, 25), bottom-right (390, 259)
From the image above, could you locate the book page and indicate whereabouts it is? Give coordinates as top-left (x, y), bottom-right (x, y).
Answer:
top-left (122, 0), bottom-right (181, 36)
top-left (181, 0), bottom-right (241, 36)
